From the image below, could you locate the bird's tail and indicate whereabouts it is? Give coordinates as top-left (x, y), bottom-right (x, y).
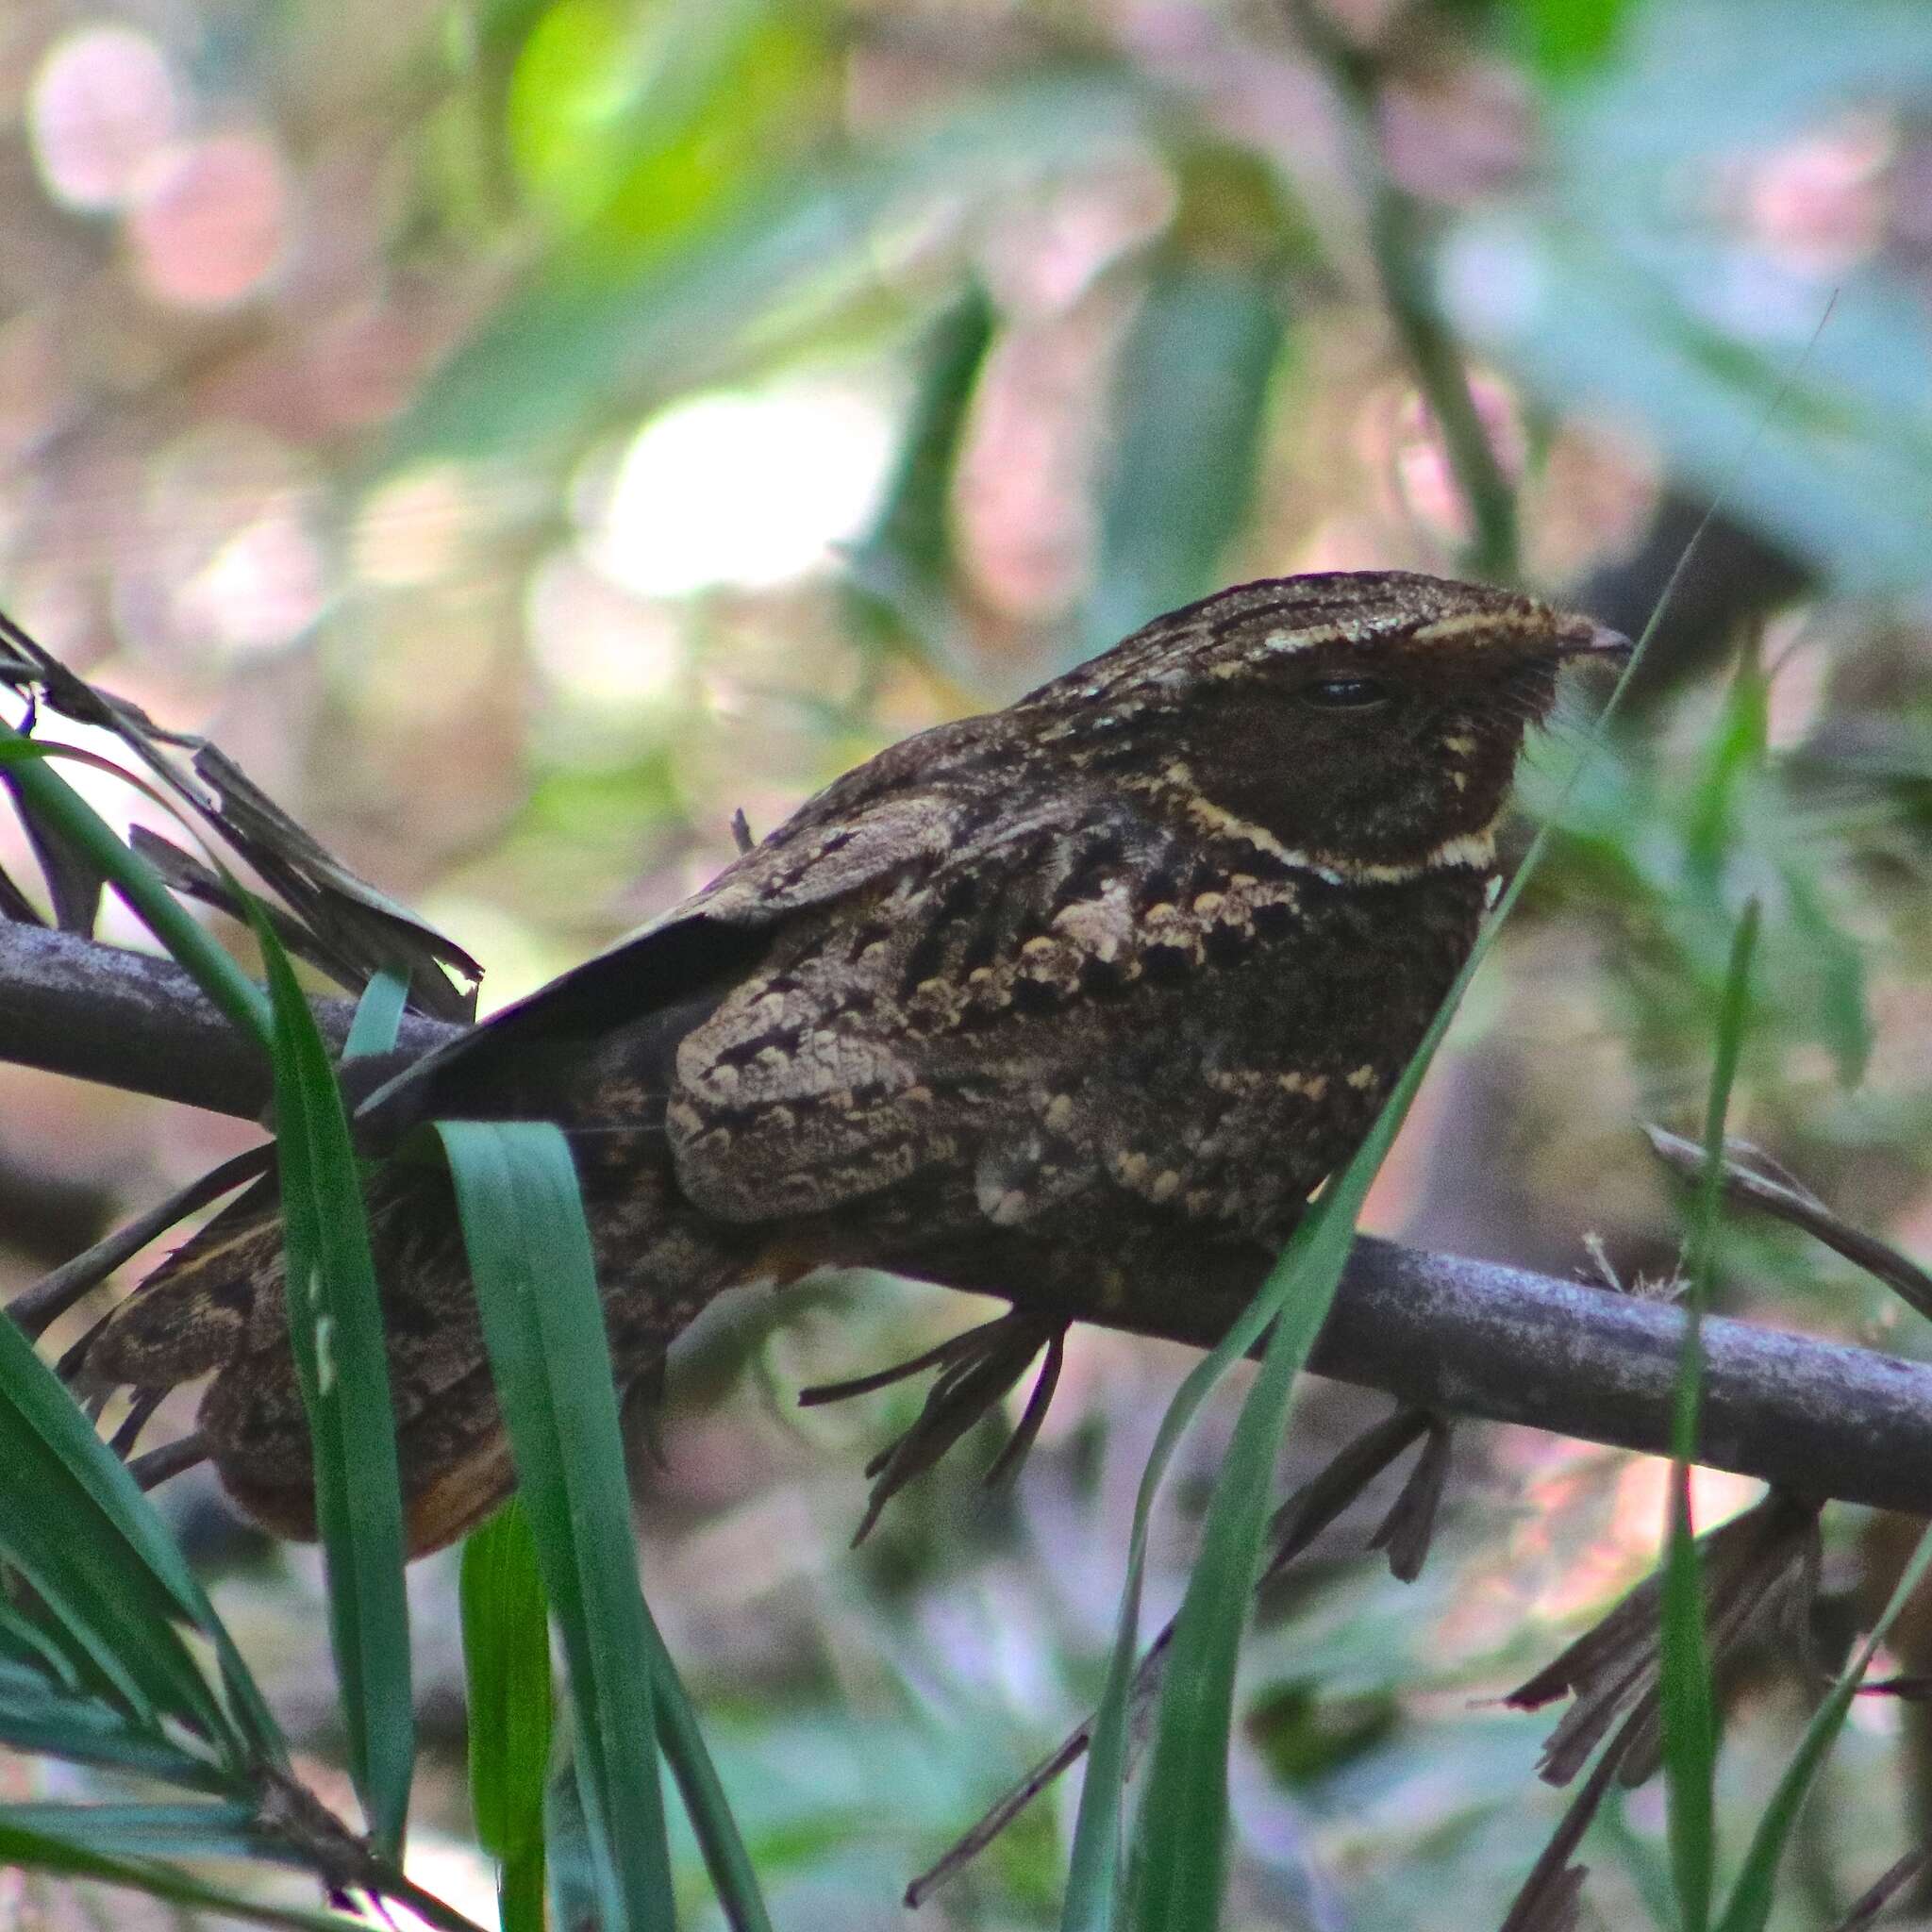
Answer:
top-left (83, 1130), bottom-right (747, 1555)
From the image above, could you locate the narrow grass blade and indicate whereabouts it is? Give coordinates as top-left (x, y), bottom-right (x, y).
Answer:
top-left (439, 1119), bottom-right (775, 1932)
top-left (0, 700), bottom-right (431, 1870)
top-left (638, 1609), bottom-right (775, 1932)
top-left (1660, 900), bottom-right (1761, 1932)
top-left (253, 911), bottom-right (414, 1857)
top-left (0, 1671), bottom-right (239, 1788)
top-left (461, 1501), bottom-right (553, 1932)
top-left (1058, 1272), bottom-right (1279, 1928)
top-left (1122, 829), bottom-right (1555, 1928)
top-left (0, 1600), bottom-right (88, 1689)
top-left (436, 1119), bottom-right (676, 1930)
top-left (0, 738), bottom-right (296, 1765)
top-left (1658, 1422), bottom-right (1716, 1925)
top-left (0, 1414), bottom-right (199, 1733)
top-left (546, 1759), bottom-right (605, 1930)
top-left (0, 1800), bottom-right (280, 1865)
top-left (2, 1799), bottom-right (490, 1932)
top-left (1684, 647), bottom-right (1769, 884)
top-left (1122, 1219), bottom-right (1344, 1925)
top-left (1064, 842), bottom-right (1507, 1925)
top-left (0, 1818), bottom-right (365, 1931)
top-left (8, 773), bottom-right (107, 931)
top-left (0, 1304), bottom-right (273, 1770)
top-left (1716, 1515), bottom-right (1932, 1932)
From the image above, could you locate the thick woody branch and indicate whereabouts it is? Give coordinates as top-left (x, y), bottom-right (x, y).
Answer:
top-left (5, 923), bottom-right (1930, 1517)
top-left (0, 922), bottom-right (452, 1118)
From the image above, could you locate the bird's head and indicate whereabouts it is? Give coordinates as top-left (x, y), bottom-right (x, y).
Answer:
top-left (1030, 571), bottom-right (1627, 881)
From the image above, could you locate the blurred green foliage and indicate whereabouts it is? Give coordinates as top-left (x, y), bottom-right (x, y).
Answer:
top-left (4, 0), bottom-right (1932, 1924)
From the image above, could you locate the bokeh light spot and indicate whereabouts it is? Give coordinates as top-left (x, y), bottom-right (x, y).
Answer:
top-left (353, 464), bottom-right (476, 588)
top-left (584, 383), bottom-right (894, 597)
top-left (172, 501), bottom-right (326, 657)
top-left (28, 25), bottom-right (179, 212)
top-left (528, 552), bottom-right (684, 709)
top-left (127, 131), bottom-right (289, 309)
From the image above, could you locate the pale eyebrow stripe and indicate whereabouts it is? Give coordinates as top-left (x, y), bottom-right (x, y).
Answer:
top-left (1257, 624), bottom-right (1351, 655)
top-left (1409, 608), bottom-right (1544, 646)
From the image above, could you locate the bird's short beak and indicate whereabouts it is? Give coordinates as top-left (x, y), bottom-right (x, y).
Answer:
top-left (1555, 613), bottom-right (1633, 661)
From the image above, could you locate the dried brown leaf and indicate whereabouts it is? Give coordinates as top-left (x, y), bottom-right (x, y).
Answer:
top-left (0, 611), bottom-right (479, 1018)
top-left (1507, 1490), bottom-right (1822, 1787)
top-left (1368, 1412), bottom-right (1453, 1582)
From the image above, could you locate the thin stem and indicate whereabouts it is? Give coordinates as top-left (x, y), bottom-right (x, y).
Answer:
top-left (1283, 0), bottom-right (1520, 580)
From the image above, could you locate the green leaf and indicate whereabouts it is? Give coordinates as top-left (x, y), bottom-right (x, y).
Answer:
top-left (0, 1307), bottom-right (275, 1772)
top-left (5, 774), bottom-right (107, 932)
top-left (1057, 1305), bottom-right (1250, 1924)
top-left (0, 1816), bottom-right (362, 1932)
top-left (1657, 1507), bottom-right (1714, 1927)
top-left (856, 285), bottom-right (994, 591)
top-left (545, 1757), bottom-right (606, 1930)
top-left (253, 911), bottom-right (415, 1859)
top-left (0, 745), bottom-right (296, 1770)
top-left (1558, 0), bottom-right (1932, 172)
top-left (1444, 0), bottom-right (1932, 599)
top-left (343, 966), bottom-right (410, 1060)
top-left (461, 1501), bottom-right (553, 1932)
top-left (0, 735), bottom-right (311, 1771)
top-left (1063, 908), bottom-right (1481, 1929)
top-left (0, 1596), bottom-right (92, 1693)
top-left (395, 74), bottom-right (1142, 460)
top-left (637, 1602), bottom-right (775, 1932)
top-left (1122, 1205), bottom-right (1354, 1924)
top-left (508, 0), bottom-right (828, 236)
top-left (439, 1118), bottom-right (775, 1932)
top-left (1659, 900), bottom-right (1760, 1932)
top-left (1684, 650), bottom-right (1769, 884)
top-left (1117, 808), bottom-right (1583, 1926)
top-left (1778, 864), bottom-right (1872, 1087)
top-left (436, 1119), bottom-right (677, 1930)
top-left (0, 1801), bottom-right (285, 1866)
top-left (843, 282), bottom-right (998, 681)
top-left (0, 1672), bottom-right (238, 1789)
top-left (1079, 258), bottom-right (1287, 661)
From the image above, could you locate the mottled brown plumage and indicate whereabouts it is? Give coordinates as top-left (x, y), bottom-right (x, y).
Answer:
top-left (85, 571), bottom-right (1624, 1552)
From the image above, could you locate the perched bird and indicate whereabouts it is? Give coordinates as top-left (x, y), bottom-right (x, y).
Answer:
top-left (84, 571), bottom-right (1626, 1554)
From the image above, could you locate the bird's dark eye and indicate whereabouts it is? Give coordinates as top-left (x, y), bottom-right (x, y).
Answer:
top-left (1301, 676), bottom-right (1389, 710)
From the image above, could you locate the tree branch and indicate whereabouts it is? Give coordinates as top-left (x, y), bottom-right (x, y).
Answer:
top-left (0, 923), bottom-right (453, 1119)
top-left (5, 923), bottom-right (1929, 1517)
